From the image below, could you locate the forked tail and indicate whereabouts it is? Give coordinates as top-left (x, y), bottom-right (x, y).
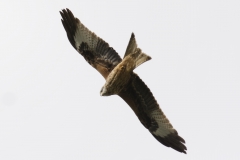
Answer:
top-left (124, 33), bottom-right (151, 69)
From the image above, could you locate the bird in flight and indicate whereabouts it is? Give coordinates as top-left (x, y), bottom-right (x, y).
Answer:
top-left (60, 8), bottom-right (187, 154)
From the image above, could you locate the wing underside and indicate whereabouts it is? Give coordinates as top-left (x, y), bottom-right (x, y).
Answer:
top-left (119, 74), bottom-right (187, 153)
top-left (60, 8), bottom-right (122, 79)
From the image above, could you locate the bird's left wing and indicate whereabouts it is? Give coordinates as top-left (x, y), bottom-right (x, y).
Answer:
top-left (119, 74), bottom-right (187, 154)
top-left (60, 8), bottom-right (122, 79)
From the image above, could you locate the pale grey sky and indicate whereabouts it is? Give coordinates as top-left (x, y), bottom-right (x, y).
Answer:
top-left (1, 0), bottom-right (240, 159)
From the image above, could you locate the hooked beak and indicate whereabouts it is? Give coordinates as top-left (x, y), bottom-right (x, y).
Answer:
top-left (100, 87), bottom-right (108, 96)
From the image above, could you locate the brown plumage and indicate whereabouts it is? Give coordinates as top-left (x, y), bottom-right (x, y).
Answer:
top-left (100, 34), bottom-right (151, 96)
top-left (60, 8), bottom-right (187, 154)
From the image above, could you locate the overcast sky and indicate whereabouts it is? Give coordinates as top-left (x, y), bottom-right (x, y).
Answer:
top-left (1, 0), bottom-right (240, 159)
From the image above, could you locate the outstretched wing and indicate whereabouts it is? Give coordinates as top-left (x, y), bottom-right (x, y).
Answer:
top-left (119, 74), bottom-right (187, 154)
top-left (60, 8), bottom-right (122, 79)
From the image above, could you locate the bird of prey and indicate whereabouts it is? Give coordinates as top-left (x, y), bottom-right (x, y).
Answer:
top-left (60, 8), bottom-right (187, 154)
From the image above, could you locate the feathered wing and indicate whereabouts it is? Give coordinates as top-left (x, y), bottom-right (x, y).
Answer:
top-left (119, 74), bottom-right (187, 154)
top-left (60, 8), bottom-right (122, 79)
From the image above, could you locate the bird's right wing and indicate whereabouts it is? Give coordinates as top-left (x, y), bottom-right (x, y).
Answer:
top-left (60, 8), bottom-right (122, 79)
top-left (119, 73), bottom-right (187, 154)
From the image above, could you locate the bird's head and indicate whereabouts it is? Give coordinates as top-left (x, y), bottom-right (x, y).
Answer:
top-left (100, 86), bottom-right (111, 96)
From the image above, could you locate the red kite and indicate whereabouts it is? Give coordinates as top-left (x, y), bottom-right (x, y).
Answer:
top-left (60, 8), bottom-right (187, 154)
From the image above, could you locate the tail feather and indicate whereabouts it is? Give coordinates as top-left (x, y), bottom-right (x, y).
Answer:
top-left (124, 33), bottom-right (137, 58)
top-left (124, 33), bottom-right (151, 70)
top-left (133, 48), bottom-right (151, 69)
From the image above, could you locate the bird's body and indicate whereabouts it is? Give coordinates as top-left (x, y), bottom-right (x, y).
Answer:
top-left (100, 61), bottom-right (132, 96)
top-left (60, 8), bottom-right (187, 154)
top-left (101, 34), bottom-right (151, 96)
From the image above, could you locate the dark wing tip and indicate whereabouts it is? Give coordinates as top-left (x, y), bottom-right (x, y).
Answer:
top-left (59, 8), bottom-right (78, 49)
top-left (152, 133), bottom-right (187, 154)
top-left (60, 8), bottom-right (72, 16)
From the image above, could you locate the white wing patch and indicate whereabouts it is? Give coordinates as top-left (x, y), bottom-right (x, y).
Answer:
top-left (74, 19), bottom-right (98, 50)
top-left (151, 109), bottom-right (176, 137)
